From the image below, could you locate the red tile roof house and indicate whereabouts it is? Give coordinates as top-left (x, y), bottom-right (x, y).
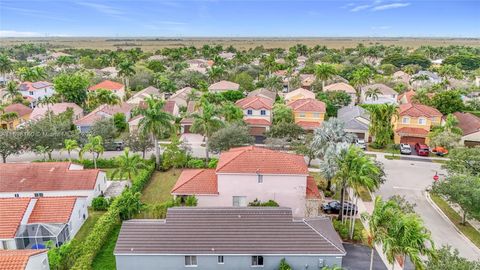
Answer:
top-left (0, 196), bottom-right (88, 250)
top-left (208, 80), bottom-right (240, 93)
top-left (453, 112), bottom-right (480, 147)
top-left (18, 81), bottom-right (55, 108)
top-left (287, 98), bottom-right (327, 131)
top-left (114, 208), bottom-right (345, 270)
top-left (30, 102), bottom-right (83, 121)
top-left (0, 162), bottom-right (107, 206)
top-left (0, 249), bottom-right (49, 270)
top-left (128, 100), bottom-right (179, 132)
top-left (74, 103), bottom-right (133, 133)
top-left (88, 80), bottom-right (126, 101)
top-left (235, 96), bottom-right (274, 142)
top-left (171, 146), bottom-right (322, 217)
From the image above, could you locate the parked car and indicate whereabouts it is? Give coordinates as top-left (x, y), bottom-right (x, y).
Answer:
top-left (355, 139), bottom-right (366, 150)
top-left (415, 143), bottom-right (430, 156)
top-left (104, 141), bottom-right (124, 151)
top-left (322, 201), bottom-right (358, 215)
top-left (431, 146), bottom-right (448, 156)
top-left (400, 143), bottom-right (412, 155)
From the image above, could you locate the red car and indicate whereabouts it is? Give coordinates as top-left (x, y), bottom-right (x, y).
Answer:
top-left (415, 143), bottom-right (430, 156)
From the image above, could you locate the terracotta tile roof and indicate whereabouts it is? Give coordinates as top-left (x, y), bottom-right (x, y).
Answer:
top-left (288, 98), bottom-right (326, 113)
top-left (244, 118), bottom-right (271, 126)
top-left (296, 121), bottom-right (321, 130)
top-left (216, 146), bottom-right (308, 175)
top-left (18, 81), bottom-right (52, 92)
top-left (171, 169), bottom-right (218, 195)
top-left (395, 127), bottom-right (429, 137)
top-left (398, 103), bottom-right (442, 118)
top-left (236, 96), bottom-right (273, 110)
top-left (0, 198), bottom-right (31, 238)
top-left (74, 103), bottom-right (132, 126)
top-left (0, 250), bottom-right (47, 270)
top-left (398, 90), bottom-right (416, 104)
top-left (0, 162), bottom-right (100, 193)
top-left (306, 176), bottom-right (321, 199)
top-left (453, 112), bottom-right (480, 136)
top-left (30, 102), bottom-right (82, 120)
top-left (285, 88), bottom-right (315, 101)
top-left (88, 80), bottom-right (124, 91)
top-left (3, 104), bottom-right (32, 117)
top-left (28, 197), bottom-right (78, 224)
top-left (208, 80), bottom-right (239, 91)
top-left (324, 82), bottom-right (356, 94)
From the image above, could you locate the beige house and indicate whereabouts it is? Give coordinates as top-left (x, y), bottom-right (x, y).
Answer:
top-left (208, 80), bottom-right (239, 93)
top-left (284, 88), bottom-right (315, 102)
top-left (453, 112), bottom-right (480, 147)
top-left (324, 82), bottom-right (356, 104)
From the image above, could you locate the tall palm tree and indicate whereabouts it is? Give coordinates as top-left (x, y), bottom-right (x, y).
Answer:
top-left (137, 97), bottom-right (174, 169)
top-left (63, 139), bottom-right (79, 162)
top-left (117, 60), bottom-right (136, 91)
top-left (351, 67), bottom-right (372, 104)
top-left (315, 63), bottom-right (337, 90)
top-left (0, 54), bottom-right (13, 84)
top-left (2, 81), bottom-right (20, 101)
top-left (207, 66), bottom-right (226, 83)
top-left (111, 148), bottom-right (147, 180)
top-left (363, 104), bottom-right (398, 148)
top-left (16, 67), bottom-right (47, 82)
top-left (191, 100), bottom-right (224, 163)
top-left (80, 135), bottom-right (104, 169)
top-left (365, 87), bottom-right (382, 101)
top-left (95, 88), bottom-right (121, 105)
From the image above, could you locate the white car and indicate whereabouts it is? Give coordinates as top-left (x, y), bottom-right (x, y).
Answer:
top-left (400, 143), bottom-right (412, 155)
top-left (355, 139), bottom-right (367, 150)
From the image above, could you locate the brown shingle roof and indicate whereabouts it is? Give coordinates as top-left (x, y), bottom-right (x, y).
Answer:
top-left (0, 198), bottom-right (31, 238)
top-left (0, 162), bottom-right (100, 193)
top-left (114, 207), bottom-right (345, 255)
top-left (216, 146), bottom-right (308, 175)
top-left (0, 250), bottom-right (47, 270)
top-left (171, 169), bottom-right (218, 195)
top-left (28, 197), bottom-right (78, 224)
top-left (453, 112), bottom-right (480, 136)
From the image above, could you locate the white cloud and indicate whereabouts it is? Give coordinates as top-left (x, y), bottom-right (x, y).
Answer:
top-left (350, 5), bottom-right (372, 12)
top-left (0, 30), bottom-right (42, 37)
top-left (372, 2), bottom-right (410, 11)
top-left (77, 2), bottom-right (124, 15)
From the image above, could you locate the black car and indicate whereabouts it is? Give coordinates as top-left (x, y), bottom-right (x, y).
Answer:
top-left (322, 201), bottom-right (358, 215)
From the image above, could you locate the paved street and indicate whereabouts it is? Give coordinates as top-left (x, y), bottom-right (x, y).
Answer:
top-left (377, 156), bottom-right (480, 261)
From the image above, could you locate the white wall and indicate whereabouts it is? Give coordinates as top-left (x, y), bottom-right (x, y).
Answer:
top-left (68, 197), bottom-right (88, 238)
top-left (461, 131), bottom-right (480, 145)
top-left (25, 252), bottom-right (50, 270)
top-left (0, 239), bottom-right (17, 249)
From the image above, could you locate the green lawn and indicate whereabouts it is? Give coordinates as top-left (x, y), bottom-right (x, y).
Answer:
top-left (74, 209), bottom-right (106, 243)
top-left (92, 224), bottom-right (121, 270)
top-left (356, 186), bottom-right (372, 202)
top-left (430, 193), bottom-right (480, 248)
top-left (141, 169), bottom-right (180, 204)
top-left (385, 154), bottom-right (401, 160)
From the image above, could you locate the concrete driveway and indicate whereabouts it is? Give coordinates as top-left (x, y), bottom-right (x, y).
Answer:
top-left (377, 157), bottom-right (480, 261)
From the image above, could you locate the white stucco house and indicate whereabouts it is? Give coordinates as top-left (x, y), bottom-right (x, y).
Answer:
top-left (361, 83), bottom-right (398, 105)
top-left (235, 96), bottom-right (274, 143)
top-left (171, 146), bottom-right (322, 217)
top-left (18, 81), bottom-right (55, 108)
top-left (0, 249), bottom-right (49, 270)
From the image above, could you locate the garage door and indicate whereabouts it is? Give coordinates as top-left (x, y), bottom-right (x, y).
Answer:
top-left (400, 136), bottom-right (426, 145)
top-left (249, 126), bottom-right (267, 136)
top-left (465, 140), bottom-right (480, 148)
top-left (354, 133), bottom-right (365, 140)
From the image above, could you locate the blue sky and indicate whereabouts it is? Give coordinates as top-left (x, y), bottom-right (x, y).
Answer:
top-left (0, 0), bottom-right (479, 37)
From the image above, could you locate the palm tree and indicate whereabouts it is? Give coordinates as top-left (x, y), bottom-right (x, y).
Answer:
top-left (63, 139), bottom-right (79, 162)
top-left (222, 102), bottom-right (244, 123)
top-left (96, 88), bottom-right (120, 105)
top-left (351, 67), bottom-right (372, 104)
top-left (0, 54), bottom-right (13, 84)
top-left (363, 104), bottom-right (398, 148)
top-left (80, 135), bottom-right (104, 169)
top-left (137, 97), bottom-right (174, 169)
top-left (111, 148), bottom-right (147, 180)
top-left (2, 81), bottom-right (20, 101)
top-left (16, 67), bottom-right (47, 82)
top-left (191, 100), bottom-right (224, 163)
top-left (365, 87), bottom-right (381, 101)
top-left (154, 74), bottom-right (177, 93)
top-left (207, 66), bottom-right (226, 83)
top-left (117, 60), bottom-right (136, 91)
top-left (315, 63), bottom-right (337, 90)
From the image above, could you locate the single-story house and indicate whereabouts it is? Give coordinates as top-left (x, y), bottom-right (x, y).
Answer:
top-left (0, 103), bottom-right (32, 130)
top-left (114, 207), bottom-right (345, 270)
top-left (127, 86), bottom-right (164, 105)
top-left (284, 88), bottom-right (315, 102)
top-left (361, 83), bottom-right (398, 105)
top-left (168, 87), bottom-right (197, 108)
top-left (75, 103), bottom-right (133, 133)
top-left (453, 112), bottom-right (480, 147)
top-left (337, 106), bottom-right (371, 140)
top-left (208, 80), bottom-right (240, 93)
top-left (0, 249), bottom-right (49, 270)
top-left (30, 102), bottom-right (83, 122)
top-left (323, 82), bottom-right (356, 104)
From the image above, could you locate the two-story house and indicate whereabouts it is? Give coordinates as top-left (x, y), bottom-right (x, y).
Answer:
top-left (361, 83), bottom-right (398, 105)
top-left (393, 103), bottom-right (442, 145)
top-left (114, 208), bottom-right (345, 270)
top-left (171, 146), bottom-right (322, 217)
top-left (338, 106), bottom-right (371, 141)
top-left (88, 80), bottom-right (126, 101)
top-left (0, 103), bottom-right (32, 130)
top-left (235, 96), bottom-right (274, 142)
top-left (453, 112), bottom-right (480, 147)
top-left (287, 98), bottom-right (326, 131)
top-left (18, 81), bottom-right (55, 108)
top-left (323, 82), bottom-right (356, 105)
top-left (284, 88), bottom-right (315, 103)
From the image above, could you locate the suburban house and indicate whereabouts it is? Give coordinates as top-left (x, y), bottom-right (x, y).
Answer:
top-left (287, 98), bottom-right (326, 131)
top-left (452, 112), bottom-right (480, 147)
top-left (99, 67), bottom-right (118, 78)
top-left (88, 80), bottom-right (126, 100)
top-left (299, 74), bottom-right (315, 90)
top-left (180, 101), bottom-right (197, 134)
top-left (361, 83), bottom-right (398, 105)
top-left (128, 100), bottom-right (179, 131)
top-left (411, 71), bottom-right (442, 89)
top-left (0, 162), bottom-right (107, 206)
top-left (337, 106), bottom-right (371, 141)
top-left (218, 52), bottom-right (235, 60)
top-left (0, 196), bottom-right (88, 250)
top-left (114, 207), bottom-right (345, 270)
top-left (74, 103), bottom-right (133, 132)
top-left (168, 87), bottom-right (197, 108)
top-left (284, 88), bottom-right (315, 102)
top-left (393, 71), bottom-right (411, 85)
top-left (208, 80), bottom-right (240, 93)
top-left (235, 96), bottom-right (274, 142)
top-left (0, 103), bottom-right (32, 130)
top-left (393, 103), bottom-right (442, 145)
top-left (127, 86), bottom-right (164, 105)
top-left (30, 102), bottom-right (83, 122)
top-left (0, 249), bottom-right (49, 270)
top-left (18, 81), bottom-right (55, 108)
top-left (323, 82), bottom-right (356, 104)
top-left (398, 90), bottom-right (416, 105)
top-left (247, 88), bottom-right (276, 101)
top-left (171, 146), bottom-right (322, 217)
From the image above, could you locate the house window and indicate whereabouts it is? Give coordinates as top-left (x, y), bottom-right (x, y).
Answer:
top-left (402, 117), bottom-right (410, 124)
top-left (313, 112), bottom-right (320, 118)
top-left (251, 256), bottom-right (264, 267)
top-left (14, 194), bottom-right (19, 198)
top-left (185, 256), bottom-right (197, 267)
top-left (299, 112), bottom-right (306, 117)
top-left (257, 175), bottom-right (263, 183)
top-left (260, 110), bottom-right (266, 116)
top-left (29, 91), bottom-right (33, 95)
top-left (34, 193), bottom-right (44, 197)
top-left (418, 117), bottom-right (426, 125)
top-left (218, 256), bottom-right (224, 264)
top-left (232, 196), bottom-right (247, 207)
top-left (247, 109), bottom-right (253, 115)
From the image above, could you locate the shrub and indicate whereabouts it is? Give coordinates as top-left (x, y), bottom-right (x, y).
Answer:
top-left (186, 158), bottom-right (205, 168)
top-left (79, 158), bottom-right (117, 169)
top-left (278, 258), bottom-right (292, 270)
top-left (91, 197), bottom-right (110, 211)
top-left (184, 196), bottom-right (198, 206)
top-left (208, 158), bottom-right (218, 168)
top-left (332, 219), bottom-right (364, 243)
top-left (248, 199), bottom-right (279, 207)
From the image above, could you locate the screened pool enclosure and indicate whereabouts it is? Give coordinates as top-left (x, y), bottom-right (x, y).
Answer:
top-left (15, 223), bottom-right (70, 249)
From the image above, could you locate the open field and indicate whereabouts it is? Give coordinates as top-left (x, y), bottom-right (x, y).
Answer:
top-left (2, 37), bottom-right (480, 51)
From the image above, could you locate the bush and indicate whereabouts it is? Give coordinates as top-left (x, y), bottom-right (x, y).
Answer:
top-left (91, 197), bottom-right (110, 211)
top-left (278, 258), bottom-right (292, 270)
top-left (79, 158), bottom-right (117, 169)
top-left (185, 196), bottom-right (198, 206)
top-left (186, 158), bottom-right (205, 168)
top-left (248, 199), bottom-right (279, 207)
top-left (131, 161), bottom-right (155, 192)
top-left (208, 158), bottom-right (218, 168)
top-left (332, 219), bottom-right (364, 243)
